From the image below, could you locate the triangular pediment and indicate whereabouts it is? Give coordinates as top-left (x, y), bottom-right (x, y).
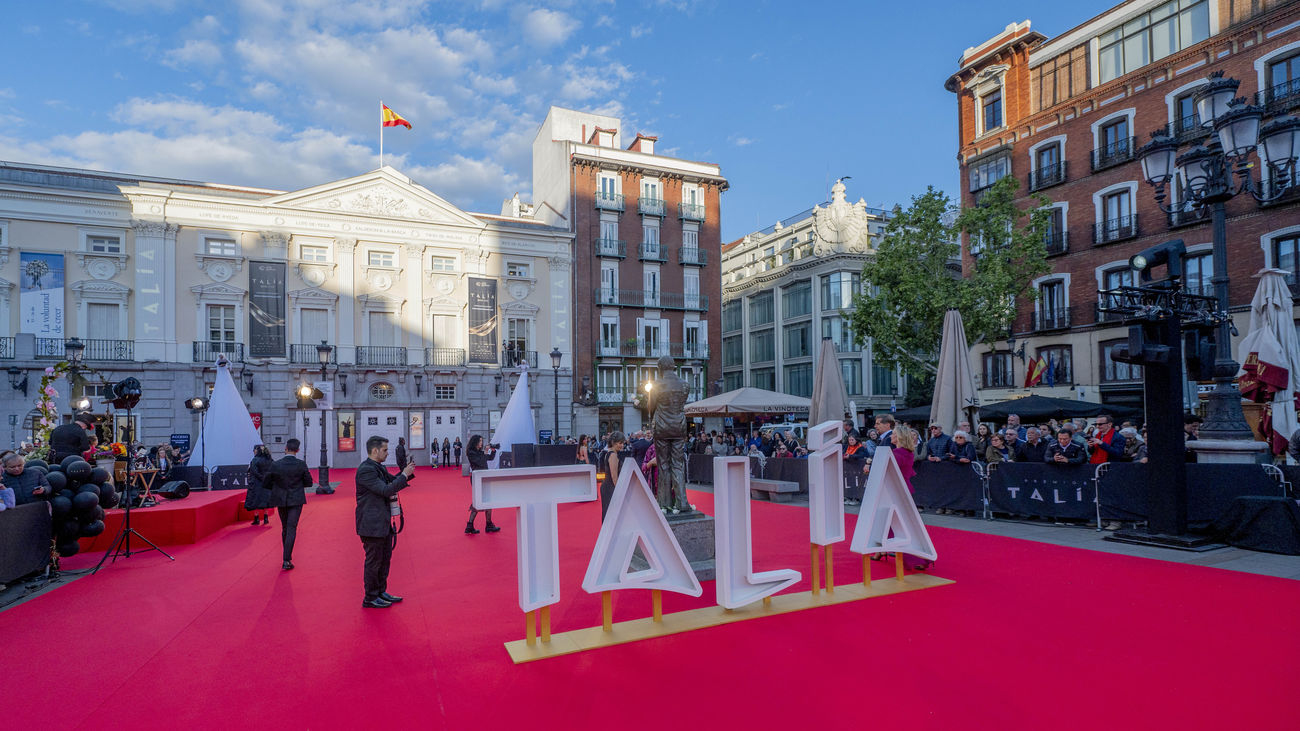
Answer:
top-left (263, 166), bottom-right (485, 228)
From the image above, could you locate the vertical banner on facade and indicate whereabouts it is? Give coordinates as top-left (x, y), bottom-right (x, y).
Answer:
top-left (337, 410), bottom-right (356, 452)
top-left (410, 412), bottom-right (425, 450)
top-left (248, 261), bottom-right (286, 357)
top-left (467, 277), bottom-right (498, 364)
top-left (19, 253), bottom-right (64, 337)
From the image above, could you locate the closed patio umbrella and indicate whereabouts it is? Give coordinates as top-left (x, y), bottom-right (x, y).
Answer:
top-left (1236, 268), bottom-right (1300, 456)
top-left (929, 309), bottom-right (979, 434)
top-left (810, 337), bottom-right (851, 428)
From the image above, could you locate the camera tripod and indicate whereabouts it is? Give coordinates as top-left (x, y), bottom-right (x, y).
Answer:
top-left (91, 403), bottom-right (174, 574)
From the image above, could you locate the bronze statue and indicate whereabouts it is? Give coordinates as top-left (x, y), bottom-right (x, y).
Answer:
top-left (649, 355), bottom-right (692, 513)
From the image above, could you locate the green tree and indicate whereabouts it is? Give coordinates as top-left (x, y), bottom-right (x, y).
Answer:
top-left (848, 176), bottom-right (1052, 378)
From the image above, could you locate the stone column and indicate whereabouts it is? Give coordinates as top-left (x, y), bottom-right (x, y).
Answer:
top-left (405, 244), bottom-right (425, 366)
top-left (334, 237), bottom-right (356, 361)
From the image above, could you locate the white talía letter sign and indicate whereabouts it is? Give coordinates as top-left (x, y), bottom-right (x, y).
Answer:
top-left (807, 420), bottom-right (845, 546)
top-left (582, 460), bottom-right (702, 596)
top-left (848, 448), bottom-right (937, 561)
top-left (472, 464), bottom-right (597, 612)
top-left (713, 457), bottom-right (800, 608)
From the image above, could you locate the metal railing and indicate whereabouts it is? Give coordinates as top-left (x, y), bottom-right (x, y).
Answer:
top-left (595, 192), bottom-right (624, 211)
top-left (1256, 79), bottom-right (1300, 114)
top-left (0, 337), bottom-right (12, 359)
top-left (1168, 114), bottom-right (1209, 143)
top-left (595, 238), bottom-right (626, 258)
top-left (613, 340), bottom-right (710, 359)
top-left (355, 346), bottom-right (408, 367)
top-left (194, 341), bottom-right (244, 362)
top-left (678, 246), bottom-right (707, 265)
top-left (833, 341), bottom-right (863, 353)
top-left (424, 347), bottom-right (466, 367)
top-left (1044, 230), bottom-right (1068, 256)
top-left (638, 197), bottom-right (666, 216)
top-left (1093, 214), bottom-right (1139, 245)
top-left (1167, 207), bottom-right (1205, 228)
top-left (1028, 161), bottom-right (1067, 191)
top-left (638, 243), bottom-right (667, 262)
top-left (1091, 136), bottom-right (1136, 171)
top-left (289, 343), bottom-right (337, 364)
top-left (594, 289), bottom-right (709, 311)
top-left (678, 202), bottom-right (705, 221)
top-left (501, 349), bottom-right (539, 368)
top-left (1031, 306), bottom-right (1073, 331)
top-left (38, 338), bottom-right (135, 361)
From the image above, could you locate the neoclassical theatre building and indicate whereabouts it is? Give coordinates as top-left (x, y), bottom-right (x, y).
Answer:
top-left (0, 161), bottom-right (573, 467)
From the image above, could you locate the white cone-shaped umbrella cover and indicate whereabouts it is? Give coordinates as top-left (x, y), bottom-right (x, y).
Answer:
top-left (190, 357), bottom-right (263, 470)
top-left (491, 363), bottom-right (535, 462)
top-left (1236, 269), bottom-right (1300, 453)
top-left (930, 309), bottom-right (979, 435)
top-left (810, 338), bottom-right (851, 427)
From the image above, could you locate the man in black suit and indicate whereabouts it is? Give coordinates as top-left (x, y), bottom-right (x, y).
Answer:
top-left (356, 435), bottom-right (415, 609)
top-left (266, 439), bottom-right (313, 570)
top-left (49, 411), bottom-right (93, 465)
top-left (630, 430), bottom-right (653, 467)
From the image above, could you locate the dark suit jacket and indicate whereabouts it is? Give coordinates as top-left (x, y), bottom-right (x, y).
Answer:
top-left (355, 458), bottom-right (408, 538)
top-left (267, 454), bottom-right (313, 507)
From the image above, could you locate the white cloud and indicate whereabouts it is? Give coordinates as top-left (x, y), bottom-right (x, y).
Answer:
top-left (730, 136), bottom-right (753, 147)
top-left (594, 15), bottom-right (613, 28)
top-left (163, 39), bottom-right (223, 69)
top-left (524, 8), bottom-right (579, 47)
top-left (22, 25), bottom-right (40, 35)
top-left (630, 24), bottom-right (651, 38)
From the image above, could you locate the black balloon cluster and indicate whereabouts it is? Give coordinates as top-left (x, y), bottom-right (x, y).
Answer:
top-left (24, 456), bottom-right (118, 557)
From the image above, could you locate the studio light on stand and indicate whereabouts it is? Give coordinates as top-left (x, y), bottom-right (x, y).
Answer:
top-left (92, 377), bottom-right (173, 574)
top-left (185, 396), bottom-right (210, 489)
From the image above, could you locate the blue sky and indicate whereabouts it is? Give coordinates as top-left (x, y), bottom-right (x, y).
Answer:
top-left (0, 0), bottom-right (1115, 241)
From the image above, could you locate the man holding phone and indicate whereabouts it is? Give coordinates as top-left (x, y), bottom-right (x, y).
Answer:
top-left (356, 435), bottom-right (416, 609)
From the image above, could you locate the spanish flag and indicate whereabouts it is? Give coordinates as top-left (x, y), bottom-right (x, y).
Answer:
top-left (1025, 355), bottom-right (1047, 388)
top-left (381, 104), bottom-right (411, 129)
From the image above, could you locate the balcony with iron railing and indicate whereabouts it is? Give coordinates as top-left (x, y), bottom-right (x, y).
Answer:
top-left (424, 347), bottom-right (466, 367)
top-left (289, 343), bottom-right (338, 364)
top-left (37, 338), bottom-right (135, 361)
top-left (595, 238), bottom-right (626, 258)
top-left (1167, 114), bottom-right (1210, 144)
top-left (0, 337), bottom-right (11, 359)
top-left (594, 289), bottom-right (709, 311)
top-left (1028, 161), bottom-right (1067, 191)
top-left (1044, 230), bottom-right (1068, 257)
top-left (1167, 206), bottom-right (1206, 228)
top-left (1256, 78), bottom-right (1300, 115)
top-left (832, 341), bottom-right (863, 353)
top-left (678, 202), bottom-right (705, 221)
top-left (194, 341), bottom-right (244, 362)
top-left (1031, 306), bottom-right (1073, 332)
top-left (355, 346), bottom-right (408, 367)
top-left (1091, 136), bottom-right (1137, 172)
top-left (501, 348), bottom-right (539, 368)
top-left (638, 197), bottom-right (666, 216)
top-left (595, 191), bottom-right (624, 211)
top-left (1093, 214), bottom-right (1139, 246)
top-left (638, 242), bottom-right (667, 262)
top-left (678, 246), bottom-right (707, 266)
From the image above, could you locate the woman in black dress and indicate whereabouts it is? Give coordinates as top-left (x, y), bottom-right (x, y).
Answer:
top-left (453, 437), bottom-right (462, 467)
top-left (395, 437), bottom-right (408, 470)
top-left (441, 437), bottom-right (451, 468)
top-left (599, 432), bottom-right (627, 521)
top-left (244, 445), bottom-right (273, 526)
top-left (465, 435), bottom-right (499, 534)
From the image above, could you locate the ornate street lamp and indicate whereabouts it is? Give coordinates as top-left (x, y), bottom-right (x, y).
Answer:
top-left (63, 337), bottom-right (85, 367)
top-left (1137, 71), bottom-right (1300, 445)
top-left (316, 341), bottom-right (333, 488)
top-left (550, 347), bottom-right (563, 442)
top-left (8, 367), bottom-right (27, 397)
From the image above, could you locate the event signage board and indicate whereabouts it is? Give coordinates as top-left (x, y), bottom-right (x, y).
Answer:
top-left (467, 277), bottom-right (498, 364)
top-left (170, 433), bottom-right (191, 452)
top-left (19, 252), bottom-right (64, 338)
top-left (410, 412), bottom-right (425, 450)
top-left (538, 429), bottom-right (552, 444)
top-left (249, 412), bottom-right (262, 432)
top-left (248, 261), bottom-right (287, 358)
top-left (337, 410), bottom-right (356, 452)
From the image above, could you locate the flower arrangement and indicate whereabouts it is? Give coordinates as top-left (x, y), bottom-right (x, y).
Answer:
top-left (34, 363), bottom-right (71, 448)
top-left (91, 445), bottom-right (116, 460)
top-left (110, 442), bottom-right (127, 457)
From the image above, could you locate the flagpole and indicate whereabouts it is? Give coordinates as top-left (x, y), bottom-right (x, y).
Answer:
top-left (379, 100), bottom-right (384, 169)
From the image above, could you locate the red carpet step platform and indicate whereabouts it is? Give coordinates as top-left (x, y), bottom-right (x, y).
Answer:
top-left (79, 490), bottom-right (253, 552)
top-left (6, 466), bottom-right (1297, 730)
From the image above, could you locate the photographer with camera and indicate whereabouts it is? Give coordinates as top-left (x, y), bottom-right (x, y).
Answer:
top-left (464, 435), bottom-right (499, 534)
top-left (355, 435), bottom-right (415, 609)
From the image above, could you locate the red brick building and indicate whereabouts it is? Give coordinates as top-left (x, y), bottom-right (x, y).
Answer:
top-left (530, 107), bottom-right (727, 436)
top-left (947, 1), bottom-right (1300, 411)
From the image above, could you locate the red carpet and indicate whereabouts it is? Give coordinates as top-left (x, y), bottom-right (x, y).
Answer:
top-left (3, 466), bottom-right (1297, 730)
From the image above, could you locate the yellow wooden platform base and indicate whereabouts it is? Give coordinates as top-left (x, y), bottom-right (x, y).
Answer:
top-left (504, 572), bottom-right (955, 663)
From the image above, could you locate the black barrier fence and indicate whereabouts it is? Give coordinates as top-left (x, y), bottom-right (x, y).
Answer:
top-left (0, 502), bottom-right (51, 584)
top-left (684, 453), bottom-right (1288, 529)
